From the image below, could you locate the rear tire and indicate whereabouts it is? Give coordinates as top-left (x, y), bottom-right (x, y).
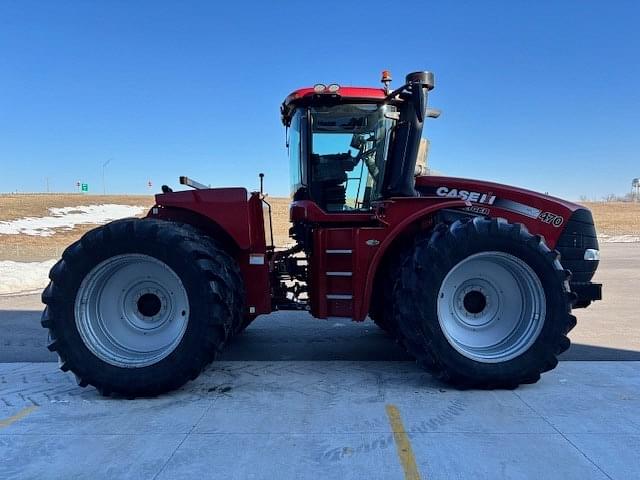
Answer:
top-left (393, 217), bottom-right (575, 389)
top-left (41, 218), bottom-right (243, 397)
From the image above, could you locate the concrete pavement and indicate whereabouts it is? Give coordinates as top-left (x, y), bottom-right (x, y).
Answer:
top-left (1, 361), bottom-right (639, 479)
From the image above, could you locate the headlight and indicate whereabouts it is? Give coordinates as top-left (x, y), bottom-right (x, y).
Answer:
top-left (584, 249), bottom-right (600, 261)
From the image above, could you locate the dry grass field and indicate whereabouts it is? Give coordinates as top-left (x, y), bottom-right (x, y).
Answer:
top-left (0, 194), bottom-right (155, 261)
top-left (582, 201), bottom-right (640, 236)
top-left (0, 193), bottom-right (638, 261)
top-left (264, 196), bottom-right (291, 246)
top-left (0, 194), bottom-right (155, 222)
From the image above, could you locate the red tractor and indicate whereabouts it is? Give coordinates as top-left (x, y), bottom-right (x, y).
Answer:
top-left (42, 71), bottom-right (602, 396)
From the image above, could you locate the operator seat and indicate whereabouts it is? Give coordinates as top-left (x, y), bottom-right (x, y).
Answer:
top-left (310, 152), bottom-right (356, 211)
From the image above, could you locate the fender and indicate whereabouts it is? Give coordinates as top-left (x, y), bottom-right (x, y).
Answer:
top-left (149, 187), bottom-right (272, 317)
top-left (414, 176), bottom-right (600, 307)
top-left (415, 176), bottom-right (585, 248)
top-left (355, 198), bottom-right (468, 321)
top-left (149, 187), bottom-right (266, 252)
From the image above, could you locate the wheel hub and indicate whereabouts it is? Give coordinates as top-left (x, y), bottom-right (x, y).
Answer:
top-left (437, 251), bottom-right (546, 363)
top-left (75, 254), bottom-right (190, 368)
top-left (463, 290), bottom-right (486, 314)
top-left (137, 293), bottom-right (162, 318)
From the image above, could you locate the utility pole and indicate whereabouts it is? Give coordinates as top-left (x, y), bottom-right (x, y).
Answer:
top-left (45, 177), bottom-right (49, 193)
top-left (102, 158), bottom-right (112, 195)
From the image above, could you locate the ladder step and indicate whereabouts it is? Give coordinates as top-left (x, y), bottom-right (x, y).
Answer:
top-left (326, 294), bottom-right (353, 300)
top-left (326, 249), bottom-right (352, 254)
top-left (326, 271), bottom-right (352, 277)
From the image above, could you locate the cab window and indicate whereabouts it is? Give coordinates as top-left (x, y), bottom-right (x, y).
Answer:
top-left (309, 104), bottom-right (395, 212)
top-left (288, 110), bottom-right (303, 197)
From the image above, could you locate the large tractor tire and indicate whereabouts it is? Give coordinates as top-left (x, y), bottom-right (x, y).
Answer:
top-left (177, 223), bottom-right (246, 335)
top-left (41, 218), bottom-right (244, 397)
top-left (393, 217), bottom-right (576, 389)
top-left (369, 250), bottom-right (405, 336)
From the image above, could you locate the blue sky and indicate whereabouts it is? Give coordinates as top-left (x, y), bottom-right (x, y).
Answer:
top-left (1, 0), bottom-right (638, 200)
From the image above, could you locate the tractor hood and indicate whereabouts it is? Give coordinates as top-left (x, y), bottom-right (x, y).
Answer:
top-left (415, 175), bottom-right (590, 249)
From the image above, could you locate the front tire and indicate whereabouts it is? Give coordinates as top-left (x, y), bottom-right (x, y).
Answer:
top-left (393, 217), bottom-right (576, 389)
top-left (41, 218), bottom-right (242, 397)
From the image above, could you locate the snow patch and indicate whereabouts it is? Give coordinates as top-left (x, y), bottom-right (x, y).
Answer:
top-left (0, 204), bottom-right (146, 236)
top-left (0, 259), bottom-right (57, 295)
top-left (599, 234), bottom-right (640, 243)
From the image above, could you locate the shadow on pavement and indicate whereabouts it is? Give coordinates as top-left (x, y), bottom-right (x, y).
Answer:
top-left (2, 308), bottom-right (639, 362)
top-left (559, 343), bottom-right (640, 361)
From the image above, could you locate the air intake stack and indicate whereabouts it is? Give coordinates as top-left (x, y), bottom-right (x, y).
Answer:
top-left (381, 71), bottom-right (435, 198)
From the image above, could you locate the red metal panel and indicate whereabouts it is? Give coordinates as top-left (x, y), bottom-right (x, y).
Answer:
top-left (237, 253), bottom-right (270, 317)
top-left (327, 299), bottom-right (352, 317)
top-left (284, 87), bottom-right (386, 107)
top-left (415, 176), bottom-right (583, 248)
top-left (245, 194), bottom-right (271, 316)
top-left (290, 200), bottom-right (374, 224)
top-left (310, 228), bottom-right (327, 318)
top-left (247, 193), bottom-right (267, 252)
top-left (154, 188), bottom-right (252, 249)
top-left (326, 275), bottom-right (352, 293)
top-left (352, 227), bottom-right (387, 321)
top-left (325, 255), bottom-right (352, 272)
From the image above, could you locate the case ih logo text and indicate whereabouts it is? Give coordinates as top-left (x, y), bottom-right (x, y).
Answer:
top-left (436, 186), bottom-right (497, 205)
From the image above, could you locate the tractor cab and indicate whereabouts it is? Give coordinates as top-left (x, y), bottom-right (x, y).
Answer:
top-left (281, 72), bottom-right (438, 213)
top-left (283, 89), bottom-right (395, 212)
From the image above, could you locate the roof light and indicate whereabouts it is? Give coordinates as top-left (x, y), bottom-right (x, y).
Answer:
top-left (313, 84), bottom-right (326, 93)
top-left (381, 70), bottom-right (392, 93)
top-left (327, 83), bottom-right (340, 92)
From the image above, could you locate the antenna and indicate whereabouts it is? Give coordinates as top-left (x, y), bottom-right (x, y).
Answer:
top-left (102, 158), bottom-right (112, 195)
top-left (259, 173), bottom-right (265, 195)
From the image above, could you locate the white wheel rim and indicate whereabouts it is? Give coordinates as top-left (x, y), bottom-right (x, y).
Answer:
top-left (74, 254), bottom-right (189, 368)
top-left (437, 251), bottom-right (546, 363)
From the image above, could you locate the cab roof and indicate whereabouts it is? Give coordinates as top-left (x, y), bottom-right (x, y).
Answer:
top-left (284, 86), bottom-right (386, 106)
top-left (281, 86), bottom-right (386, 125)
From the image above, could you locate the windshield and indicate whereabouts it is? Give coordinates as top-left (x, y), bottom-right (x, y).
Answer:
top-left (309, 103), bottom-right (396, 211)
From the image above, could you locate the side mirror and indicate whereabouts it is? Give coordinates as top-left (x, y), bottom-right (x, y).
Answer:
top-left (426, 108), bottom-right (441, 118)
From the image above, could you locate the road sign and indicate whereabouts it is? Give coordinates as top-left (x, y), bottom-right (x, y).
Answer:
top-left (81, 183), bottom-right (88, 192)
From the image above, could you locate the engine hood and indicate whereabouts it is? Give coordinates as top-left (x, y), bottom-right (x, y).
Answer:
top-left (415, 175), bottom-right (590, 249)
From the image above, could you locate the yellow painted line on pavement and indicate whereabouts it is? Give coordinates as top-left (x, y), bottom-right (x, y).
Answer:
top-left (386, 404), bottom-right (422, 480)
top-left (0, 406), bottom-right (38, 429)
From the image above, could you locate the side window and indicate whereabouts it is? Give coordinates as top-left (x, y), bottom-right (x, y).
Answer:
top-left (308, 104), bottom-right (393, 212)
top-left (288, 110), bottom-right (304, 197)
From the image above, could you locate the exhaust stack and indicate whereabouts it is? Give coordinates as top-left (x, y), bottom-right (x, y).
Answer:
top-left (381, 71), bottom-right (435, 199)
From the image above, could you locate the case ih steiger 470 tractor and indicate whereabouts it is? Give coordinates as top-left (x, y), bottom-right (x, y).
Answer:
top-left (42, 71), bottom-right (602, 396)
